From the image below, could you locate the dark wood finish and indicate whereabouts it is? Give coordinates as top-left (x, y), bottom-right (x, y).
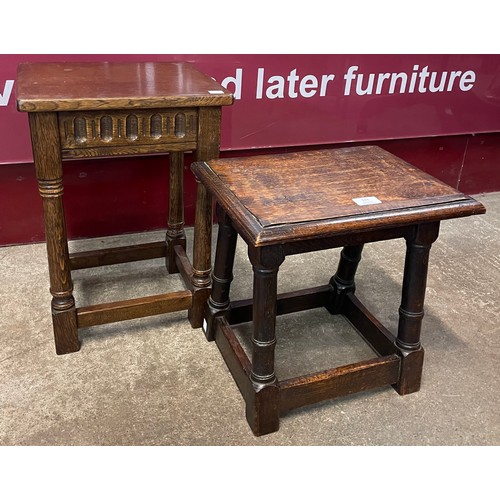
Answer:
top-left (166, 151), bottom-right (186, 273)
top-left (393, 222), bottom-right (440, 394)
top-left (397, 222), bottom-right (440, 351)
top-left (76, 290), bottom-right (192, 328)
top-left (69, 241), bottom-right (167, 270)
top-left (214, 316), bottom-right (253, 397)
top-left (29, 112), bottom-right (80, 355)
top-left (250, 265), bottom-right (279, 385)
top-left (195, 147), bottom-right (486, 436)
top-left (59, 108), bottom-right (198, 152)
top-left (17, 62), bottom-right (233, 354)
top-left (204, 206), bottom-right (238, 340)
top-left (279, 355), bottom-right (401, 413)
top-left (60, 141), bottom-right (198, 159)
top-left (192, 146), bottom-right (485, 247)
top-left (228, 285), bottom-right (330, 326)
top-left (327, 244), bottom-right (364, 314)
top-left (173, 245), bottom-right (194, 292)
top-left (189, 106), bottom-right (223, 328)
top-left (16, 61), bottom-right (233, 111)
top-left (394, 348), bottom-right (425, 395)
top-left (214, 317), bottom-right (280, 436)
top-left (247, 383), bottom-right (281, 436)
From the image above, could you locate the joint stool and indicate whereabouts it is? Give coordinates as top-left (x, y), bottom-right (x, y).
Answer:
top-left (192, 146), bottom-right (486, 436)
top-left (16, 61), bottom-right (233, 354)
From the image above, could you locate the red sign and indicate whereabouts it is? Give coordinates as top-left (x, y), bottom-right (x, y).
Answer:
top-left (1, 54), bottom-right (500, 164)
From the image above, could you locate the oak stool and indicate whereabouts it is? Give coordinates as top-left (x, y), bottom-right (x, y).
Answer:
top-left (192, 146), bottom-right (485, 436)
top-left (16, 61), bottom-right (233, 354)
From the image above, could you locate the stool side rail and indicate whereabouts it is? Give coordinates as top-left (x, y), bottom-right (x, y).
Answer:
top-left (279, 355), bottom-right (401, 414)
top-left (76, 290), bottom-right (193, 328)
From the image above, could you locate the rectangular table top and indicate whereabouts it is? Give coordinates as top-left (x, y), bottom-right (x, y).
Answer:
top-left (192, 146), bottom-right (486, 246)
top-left (16, 61), bottom-right (234, 112)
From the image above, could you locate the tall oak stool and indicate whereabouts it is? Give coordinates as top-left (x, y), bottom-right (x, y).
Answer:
top-left (16, 61), bottom-right (233, 354)
top-left (192, 146), bottom-right (486, 436)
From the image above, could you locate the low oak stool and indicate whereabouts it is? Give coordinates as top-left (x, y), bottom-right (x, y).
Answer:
top-left (192, 146), bottom-right (485, 436)
top-left (16, 61), bottom-right (233, 354)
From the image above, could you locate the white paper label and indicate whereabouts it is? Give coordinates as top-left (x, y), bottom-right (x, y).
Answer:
top-left (208, 90), bottom-right (224, 94)
top-left (352, 196), bottom-right (382, 206)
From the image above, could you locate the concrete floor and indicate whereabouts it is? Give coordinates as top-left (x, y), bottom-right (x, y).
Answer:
top-left (0, 192), bottom-right (499, 447)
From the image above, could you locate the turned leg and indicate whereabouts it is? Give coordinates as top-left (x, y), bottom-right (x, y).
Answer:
top-left (189, 106), bottom-right (222, 328)
top-left (395, 222), bottom-right (440, 395)
top-left (29, 113), bottom-right (80, 355)
top-left (165, 151), bottom-right (186, 273)
top-left (203, 205), bottom-right (238, 341)
top-left (246, 246), bottom-right (285, 436)
top-left (327, 244), bottom-right (364, 314)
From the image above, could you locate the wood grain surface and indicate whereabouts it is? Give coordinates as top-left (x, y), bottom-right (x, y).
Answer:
top-left (16, 61), bottom-right (233, 111)
top-left (192, 146), bottom-right (486, 246)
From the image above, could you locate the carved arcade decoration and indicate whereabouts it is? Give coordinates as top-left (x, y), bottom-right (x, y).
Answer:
top-left (16, 61), bottom-right (233, 354)
top-left (59, 108), bottom-right (198, 154)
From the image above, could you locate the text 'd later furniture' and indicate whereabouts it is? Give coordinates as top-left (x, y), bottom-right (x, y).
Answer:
top-left (192, 146), bottom-right (485, 436)
top-left (16, 61), bottom-right (233, 354)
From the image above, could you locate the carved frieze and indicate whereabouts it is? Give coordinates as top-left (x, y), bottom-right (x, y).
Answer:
top-left (58, 108), bottom-right (198, 151)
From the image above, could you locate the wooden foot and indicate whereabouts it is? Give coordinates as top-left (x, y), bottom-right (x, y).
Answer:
top-left (246, 383), bottom-right (280, 436)
top-left (393, 347), bottom-right (425, 395)
top-left (52, 297), bottom-right (80, 354)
